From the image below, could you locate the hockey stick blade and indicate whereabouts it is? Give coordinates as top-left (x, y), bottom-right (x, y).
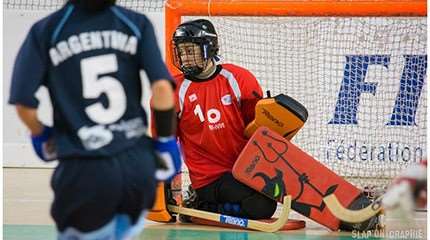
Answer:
top-left (323, 194), bottom-right (383, 223)
top-left (168, 195), bottom-right (292, 232)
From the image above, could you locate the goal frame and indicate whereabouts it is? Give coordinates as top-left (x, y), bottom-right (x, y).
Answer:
top-left (163, 0), bottom-right (427, 200)
top-left (165, 0), bottom-right (426, 75)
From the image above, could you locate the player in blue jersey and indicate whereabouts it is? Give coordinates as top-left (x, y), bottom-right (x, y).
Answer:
top-left (9, 0), bottom-right (181, 239)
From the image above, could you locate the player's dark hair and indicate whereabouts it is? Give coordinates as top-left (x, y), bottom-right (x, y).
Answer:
top-left (68, 0), bottom-right (116, 11)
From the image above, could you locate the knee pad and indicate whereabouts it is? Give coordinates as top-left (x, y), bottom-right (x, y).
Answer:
top-left (241, 193), bottom-right (277, 219)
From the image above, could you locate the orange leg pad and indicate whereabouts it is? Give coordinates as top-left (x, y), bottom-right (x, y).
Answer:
top-left (233, 127), bottom-right (362, 230)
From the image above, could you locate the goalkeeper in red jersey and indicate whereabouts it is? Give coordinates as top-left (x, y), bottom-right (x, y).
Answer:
top-left (171, 19), bottom-right (277, 220)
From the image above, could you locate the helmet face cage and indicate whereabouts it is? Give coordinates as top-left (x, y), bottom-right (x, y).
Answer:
top-left (172, 39), bottom-right (214, 76)
top-left (172, 20), bottom-right (219, 76)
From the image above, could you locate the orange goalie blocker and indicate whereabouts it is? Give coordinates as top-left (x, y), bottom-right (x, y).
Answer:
top-left (233, 127), bottom-right (362, 230)
top-left (244, 94), bottom-right (308, 140)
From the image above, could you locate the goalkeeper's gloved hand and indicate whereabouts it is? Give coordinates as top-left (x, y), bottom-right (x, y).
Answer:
top-left (31, 125), bottom-right (57, 162)
top-left (153, 136), bottom-right (182, 181)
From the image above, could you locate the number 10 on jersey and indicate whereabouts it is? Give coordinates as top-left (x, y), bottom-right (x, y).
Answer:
top-left (193, 104), bottom-right (221, 124)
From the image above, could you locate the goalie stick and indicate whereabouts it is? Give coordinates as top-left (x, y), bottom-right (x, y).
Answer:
top-left (167, 195), bottom-right (292, 232)
top-left (325, 167), bottom-right (427, 224)
top-left (323, 194), bottom-right (383, 223)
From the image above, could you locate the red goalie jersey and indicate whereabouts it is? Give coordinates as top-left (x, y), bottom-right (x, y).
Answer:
top-left (175, 63), bottom-right (263, 189)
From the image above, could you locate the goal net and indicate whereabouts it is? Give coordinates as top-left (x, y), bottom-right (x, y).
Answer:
top-left (4, 0), bottom-right (164, 11)
top-left (165, 0), bottom-right (427, 201)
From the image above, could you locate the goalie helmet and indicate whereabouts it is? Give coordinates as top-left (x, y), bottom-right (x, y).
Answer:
top-left (172, 19), bottom-right (219, 76)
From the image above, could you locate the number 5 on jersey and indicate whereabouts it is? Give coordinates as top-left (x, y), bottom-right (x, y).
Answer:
top-left (81, 54), bottom-right (126, 124)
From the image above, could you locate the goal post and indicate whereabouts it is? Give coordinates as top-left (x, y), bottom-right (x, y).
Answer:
top-left (164, 0), bottom-right (427, 201)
